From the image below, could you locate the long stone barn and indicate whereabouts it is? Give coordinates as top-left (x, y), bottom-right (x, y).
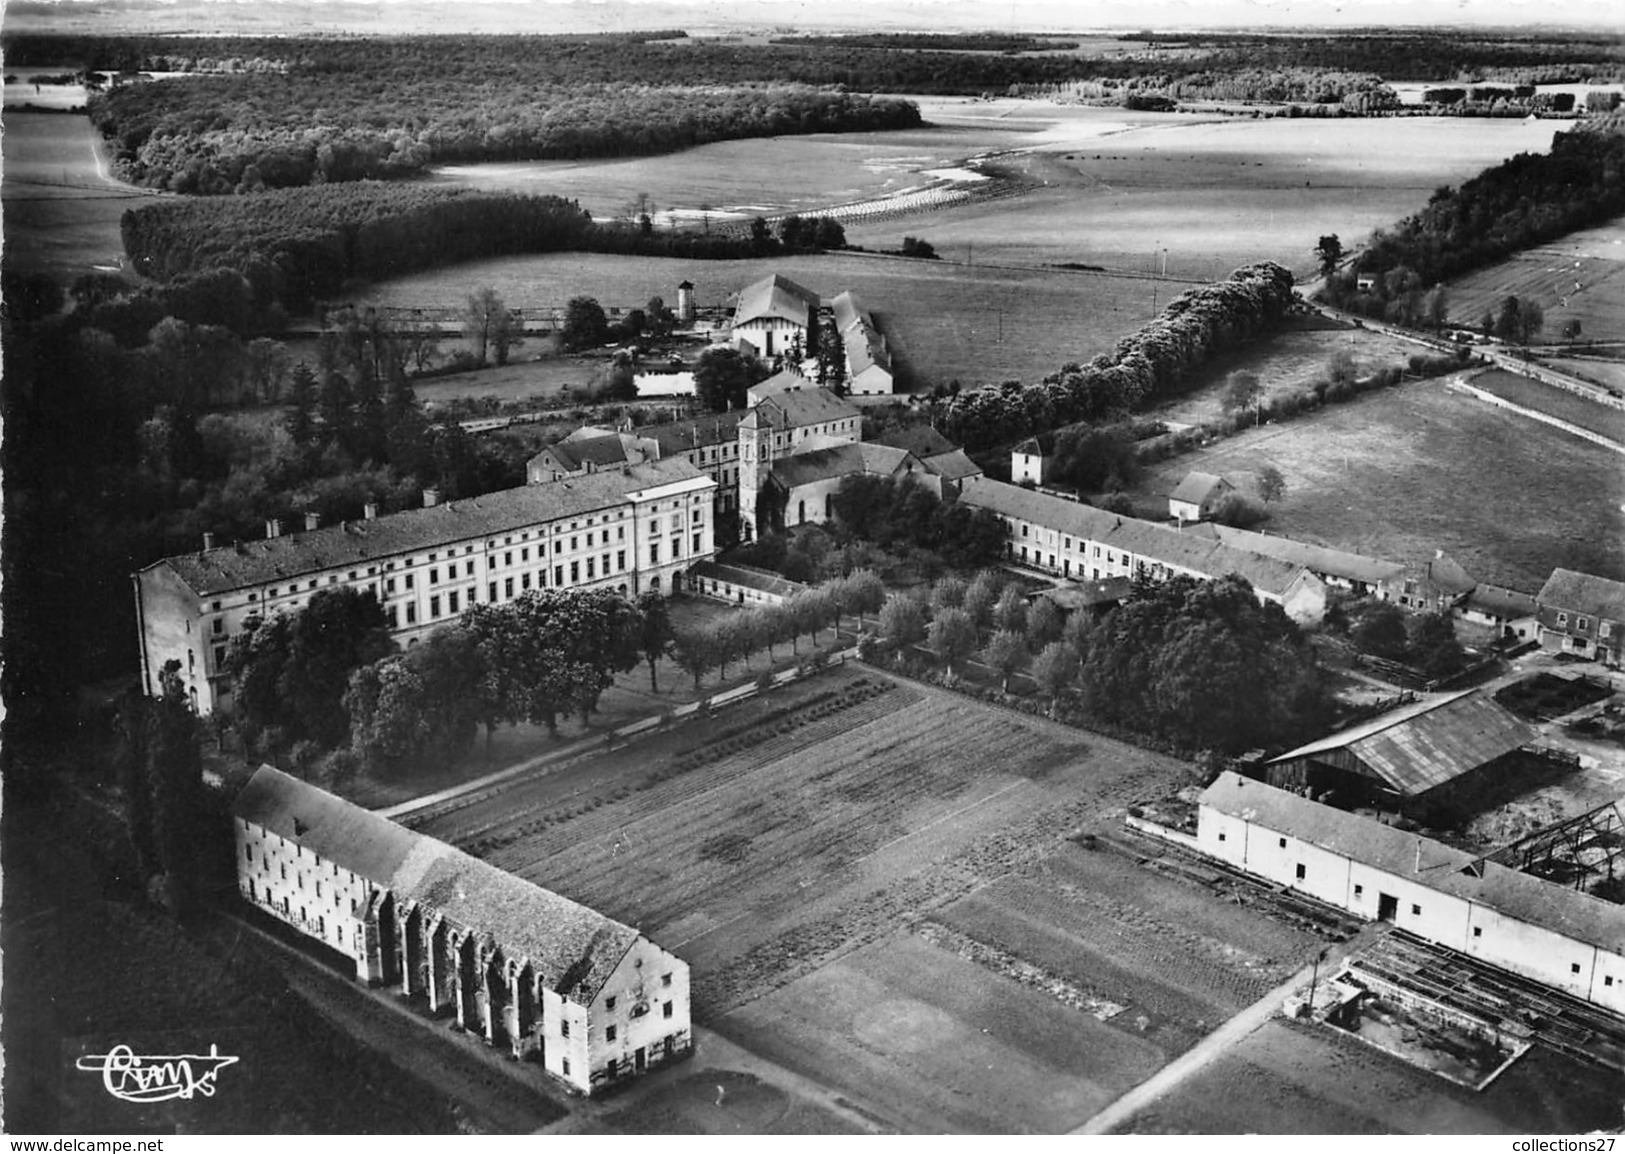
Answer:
top-left (233, 765), bottom-right (692, 1095)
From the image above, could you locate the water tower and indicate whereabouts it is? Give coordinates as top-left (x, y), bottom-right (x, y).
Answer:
top-left (677, 279), bottom-right (695, 324)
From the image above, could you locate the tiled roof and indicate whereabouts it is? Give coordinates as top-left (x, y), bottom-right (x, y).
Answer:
top-left (1426, 552), bottom-right (1477, 595)
top-left (1537, 568), bottom-right (1625, 622)
top-left (733, 273), bottom-right (818, 328)
top-left (1200, 772), bottom-right (1625, 954)
top-left (148, 460), bottom-right (708, 596)
top-left (1169, 471), bottom-right (1232, 505)
top-left (844, 325), bottom-right (890, 376)
top-left (875, 426), bottom-right (955, 458)
top-left (1013, 434), bottom-right (1057, 456)
top-left (536, 435), bottom-right (631, 472)
top-left (749, 368), bottom-right (811, 400)
top-left (1267, 689), bottom-right (1537, 796)
top-left (920, 449), bottom-right (982, 481)
top-left (691, 560), bottom-right (806, 598)
top-left (830, 290), bottom-right (872, 334)
top-left (632, 413), bottom-right (746, 456)
top-left (235, 766), bottom-right (643, 998)
top-left (1466, 582), bottom-right (1538, 620)
top-left (1041, 577), bottom-right (1132, 610)
top-left (1208, 526), bottom-right (1404, 586)
top-left (961, 480), bottom-right (1123, 541)
top-left (756, 387), bottom-right (861, 430)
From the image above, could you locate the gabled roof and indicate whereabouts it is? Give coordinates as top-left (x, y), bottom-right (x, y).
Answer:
top-left (733, 274), bottom-right (818, 328)
top-left (754, 387), bottom-right (861, 430)
top-left (234, 766), bottom-right (644, 998)
top-left (691, 559), bottom-right (806, 598)
top-left (830, 289), bottom-right (873, 334)
top-left (1537, 568), bottom-right (1625, 622)
top-left (875, 426), bottom-right (955, 458)
top-left (146, 460), bottom-right (709, 596)
top-left (1425, 551), bottom-right (1477, 596)
top-left (1207, 525), bottom-right (1404, 587)
top-left (920, 449), bottom-right (982, 482)
top-left (1465, 582), bottom-right (1538, 620)
top-left (768, 442), bottom-right (916, 490)
top-left (1169, 471), bottom-right (1233, 505)
top-left (631, 413), bottom-right (746, 456)
top-left (748, 368), bottom-right (810, 401)
top-left (1200, 772), bottom-right (1625, 954)
top-left (534, 435), bottom-right (630, 472)
top-left (1041, 577), bottom-right (1132, 611)
top-left (1267, 689), bottom-right (1537, 796)
top-left (1013, 434), bottom-right (1057, 457)
top-left (844, 325), bottom-right (891, 377)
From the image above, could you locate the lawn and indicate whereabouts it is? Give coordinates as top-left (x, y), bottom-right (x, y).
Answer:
top-left (1127, 373), bottom-right (1625, 592)
top-left (1442, 220), bottom-right (1625, 345)
top-left (1470, 368), bottom-right (1625, 444)
top-left (1, 110), bottom-right (164, 281)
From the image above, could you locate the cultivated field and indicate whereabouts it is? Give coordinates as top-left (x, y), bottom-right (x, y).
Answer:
top-left (1470, 368), bottom-right (1625, 443)
top-left (1127, 374), bottom-right (1625, 591)
top-left (1, 111), bottom-right (163, 279)
top-left (1116, 1017), bottom-right (1621, 1134)
top-left (348, 250), bottom-right (1164, 391)
top-left (1442, 221), bottom-right (1625, 345)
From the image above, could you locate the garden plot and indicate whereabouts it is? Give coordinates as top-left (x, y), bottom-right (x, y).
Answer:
top-left (1469, 369), bottom-right (1625, 444)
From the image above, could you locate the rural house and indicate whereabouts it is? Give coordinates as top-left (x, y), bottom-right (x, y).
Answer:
top-left (1383, 550), bottom-right (1477, 613)
top-left (1197, 772), bottom-right (1625, 1017)
top-left (1536, 568), bottom-right (1625, 666)
top-left (1201, 524), bottom-right (1403, 596)
top-left (525, 432), bottom-right (646, 484)
top-left (235, 766), bottom-right (692, 1095)
top-left (729, 273), bottom-right (819, 362)
top-left (1011, 434), bottom-right (1056, 486)
top-left (135, 460), bottom-right (716, 714)
top-left (1459, 583), bottom-right (1539, 643)
top-left (1168, 471), bottom-right (1236, 523)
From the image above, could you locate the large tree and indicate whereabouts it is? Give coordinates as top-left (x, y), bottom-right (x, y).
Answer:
top-left (463, 286), bottom-right (516, 366)
top-left (635, 591), bottom-right (675, 692)
top-left (560, 295), bottom-right (609, 353)
top-left (1078, 575), bottom-right (1333, 752)
top-left (344, 626), bottom-right (487, 769)
top-left (226, 586), bottom-right (396, 749)
top-left (929, 608), bottom-right (977, 675)
top-left (693, 345), bottom-right (766, 412)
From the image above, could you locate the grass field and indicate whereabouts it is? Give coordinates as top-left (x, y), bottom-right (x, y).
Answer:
top-left (1127, 374), bottom-right (1625, 591)
top-left (349, 250), bottom-right (1165, 391)
top-left (1117, 1017), bottom-right (1621, 1134)
top-left (1, 111), bottom-right (163, 279)
top-left (1470, 368), bottom-right (1625, 443)
top-left (1442, 221), bottom-right (1625, 346)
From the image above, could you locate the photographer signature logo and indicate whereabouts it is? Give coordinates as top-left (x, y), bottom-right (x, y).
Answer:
top-left (76, 1043), bottom-right (240, 1103)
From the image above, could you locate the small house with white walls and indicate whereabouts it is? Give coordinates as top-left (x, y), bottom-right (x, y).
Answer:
top-left (234, 765), bottom-right (692, 1096)
top-left (1197, 771), bottom-right (1625, 1016)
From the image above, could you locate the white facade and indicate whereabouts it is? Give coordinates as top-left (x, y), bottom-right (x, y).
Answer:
top-left (1197, 774), bottom-right (1625, 1017)
top-left (135, 463), bottom-right (716, 713)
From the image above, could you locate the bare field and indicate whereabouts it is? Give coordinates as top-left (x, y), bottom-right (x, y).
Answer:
top-left (1117, 1017), bottom-right (1621, 1134)
top-left (1442, 222), bottom-right (1625, 345)
top-left (1129, 375), bottom-right (1625, 591)
top-left (414, 667), bottom-right (1193, 1027)
top-left (1542, 357), bottom-right (1625, 393)
top-left (718, 933), bottom-right (1165, 1134)
top-left (349, 250), bottom-right (1163, 390)
top-left (1470, 368), bottom-right (1625, 443)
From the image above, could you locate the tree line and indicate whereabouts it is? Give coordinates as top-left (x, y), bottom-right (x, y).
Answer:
top-left (90, 70), bottom-right (920, 194)
top-left (936, 260), bottom-right (1296, 451)
top-left (119, 187), bottom-right (851, 318)
top-left (1322, 126), bottom-right (1625, 319)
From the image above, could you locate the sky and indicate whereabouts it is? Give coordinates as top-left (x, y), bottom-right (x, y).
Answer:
top-left (3, 0), bottom-right (1622, 35)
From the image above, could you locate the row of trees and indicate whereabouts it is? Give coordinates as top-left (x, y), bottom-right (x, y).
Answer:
top-left (936, 261), bottom-right (1297, 450)
top-left (118, 187), bottom-right (854, 319)
top-left (872, 570), bottom-right (1334, 753)
top-left (1322, 126), bottom-right (1625, 316)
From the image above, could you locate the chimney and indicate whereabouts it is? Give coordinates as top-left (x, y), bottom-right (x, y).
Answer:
top-left (304, 511), bottom-right (321, 532)
top-left (364, 502), bottom-right (379, 521)
top-left (423, 488), bottom-right (440, 508)
top-left (265, 518), bottom-right (282, 539)
top-left (202, 531), bottom-right (216, 551)
top-left (1414, 838), bottom-right (1423, 873)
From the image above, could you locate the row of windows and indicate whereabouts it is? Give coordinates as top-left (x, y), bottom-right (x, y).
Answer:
top-left (1554, 611), bottom-right (1612, 638)
top-left (562, 1001), bottom-right (674, 1042)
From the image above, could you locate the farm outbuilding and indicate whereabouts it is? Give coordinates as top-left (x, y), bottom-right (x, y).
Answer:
top-left (1265, 689), bottom-right (1541, 818)
top-left (1197, 772), bottom-right (1625, 1016)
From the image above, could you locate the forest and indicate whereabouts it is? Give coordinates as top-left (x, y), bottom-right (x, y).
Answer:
top-left (117, 187), bottom-right (843, 319)
top-left (1321, 125), bottom-right (1625, 318)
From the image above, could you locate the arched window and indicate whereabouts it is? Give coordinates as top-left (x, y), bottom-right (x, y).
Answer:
top-left (651, 575), bottom-right (661, 592)
top-left (824, 494), bottom-right (832, 519)
top-left (798, 499), bottom-right (806, 523)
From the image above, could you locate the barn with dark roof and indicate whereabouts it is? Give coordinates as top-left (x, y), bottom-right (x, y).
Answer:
top-left (1264, 688), bottom-right (1541, 818)
top-left (234, 765), bottom-right (691, 1095)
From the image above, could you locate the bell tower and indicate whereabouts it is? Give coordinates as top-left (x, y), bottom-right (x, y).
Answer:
top-left (737, 406), bottom-right (773, 541)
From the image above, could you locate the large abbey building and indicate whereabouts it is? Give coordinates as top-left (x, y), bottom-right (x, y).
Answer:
top-left (235, 765), bottom-right (692, 1096)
